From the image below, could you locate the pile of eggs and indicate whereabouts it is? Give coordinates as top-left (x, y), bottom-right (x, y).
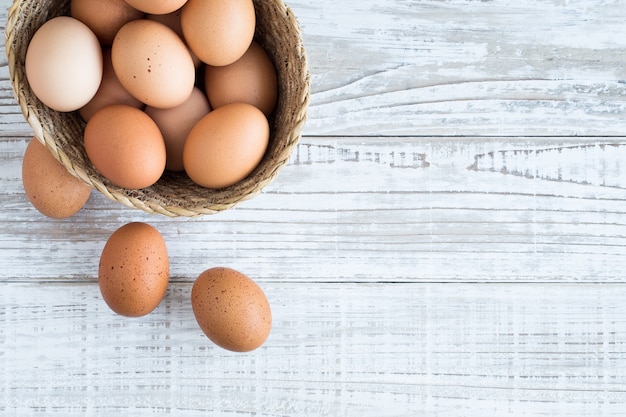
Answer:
top-left (20, 0), bottom-right (278, 352)
top-left (25, 0), bottom-right (278, 190)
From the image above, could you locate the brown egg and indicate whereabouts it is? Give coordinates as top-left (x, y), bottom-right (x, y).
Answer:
top-left (180, 0), bottom-right (255, 66)
top-left (191, 267), bottom-right (271, 352)
top-left (99, 222), bottom-right (169, 317)
top-left (84, 104), bottom-right (166, 189)
top-left (204, 41), bottom-right (278, 117)
top-left (22, 137), bottom-right (92, 219)
top-left (146, 10), bottom-right (201, 67)
top-left (183, 103), bottom-right (269, 189)
top-left (112, 19), bottom-right (195, 109)
top-left (71, 0), bottom-right (145, 46)
top-left (79, 47), bottom-right (144, 122)
top-left (124, 0), bottom-right (188, 15)
top-left (145, 87), bottom-right (211, 172)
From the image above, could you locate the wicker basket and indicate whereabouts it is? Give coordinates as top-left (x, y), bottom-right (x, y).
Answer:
top-left (5, 0), bottom-right (309, 217)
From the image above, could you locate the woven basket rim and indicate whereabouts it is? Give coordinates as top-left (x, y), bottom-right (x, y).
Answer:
top-left (5, 0), bottom-right (310, 217)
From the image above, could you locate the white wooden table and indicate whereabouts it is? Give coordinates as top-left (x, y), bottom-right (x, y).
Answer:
top-left (2, 0), bottom-right (626, 415)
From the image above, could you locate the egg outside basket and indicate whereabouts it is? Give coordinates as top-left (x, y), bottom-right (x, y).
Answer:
top-left (5, 0), bottom-right (310, 217)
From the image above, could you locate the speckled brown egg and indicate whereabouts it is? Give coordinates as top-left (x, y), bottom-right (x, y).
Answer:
top-left (22, 137), bottom-right (92, 219)
top-left (111, 19), bottom-right (196, 109)
top-left (99, 222), bottom-right (169, 317)
top-left (191, 267), bottom-right (272, 352)
top-left (146, 9), bottom-right (201, 67)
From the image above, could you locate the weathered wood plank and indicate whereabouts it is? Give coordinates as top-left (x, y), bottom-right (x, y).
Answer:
top-left (0, 136), bottom-right (624, 284)
top-left (2, 282), bottom-right (626, 416)
top-left (292, 0), bottom-right (626, 136)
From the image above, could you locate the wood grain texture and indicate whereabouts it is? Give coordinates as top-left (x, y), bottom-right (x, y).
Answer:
top-left (1, 136), bottom-right (624, 284)
top-left (1, 0), bottom-right (626, 415)
top-left (2, 282), bottom-right (626, 416)
top-left (294, 0), bottom-right (626, 137)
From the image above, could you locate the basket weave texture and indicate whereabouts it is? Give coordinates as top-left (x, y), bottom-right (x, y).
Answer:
top-left (5, 0), bottom-right (309, 217)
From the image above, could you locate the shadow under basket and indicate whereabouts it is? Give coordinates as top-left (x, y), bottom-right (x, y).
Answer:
top-left (5, 0), bottom-right (310, 217)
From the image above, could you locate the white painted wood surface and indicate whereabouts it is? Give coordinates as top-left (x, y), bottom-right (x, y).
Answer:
top-left (1, 0), bottom-right (626, 416)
